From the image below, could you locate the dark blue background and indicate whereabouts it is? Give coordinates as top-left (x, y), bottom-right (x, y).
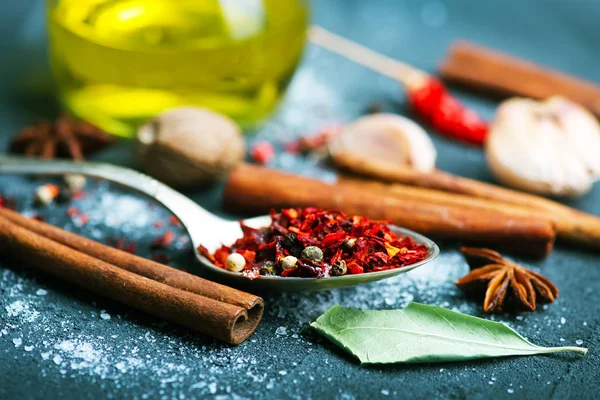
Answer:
top-left (1, 1), bottom-right (599, 399)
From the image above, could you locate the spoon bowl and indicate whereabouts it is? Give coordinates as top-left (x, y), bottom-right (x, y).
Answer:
top-left (0, 156), bottom-right (439, 291)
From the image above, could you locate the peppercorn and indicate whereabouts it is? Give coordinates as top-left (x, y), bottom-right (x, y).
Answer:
top-left (281, 256), bottom-right (298, 271)
top-left (259, 261), bottom-right (276, 276)
top-left (332, 260), bottom-right (347, 276)
top-left (225, 253), bottom-right (246, 272)
top-left (301, 246), bottom-right (323, 263)
top-left (281, 232), bottom-right (297, 249)
top-left (343, 238), bottom-right (356, 250)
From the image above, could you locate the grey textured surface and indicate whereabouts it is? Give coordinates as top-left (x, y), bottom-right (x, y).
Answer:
top-left (1, 1), bottom-right (599, 399)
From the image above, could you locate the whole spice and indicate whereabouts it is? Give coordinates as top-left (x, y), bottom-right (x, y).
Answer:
top-left (312, 303), bottom-right (586, 365)
top-left (0, 207), bottom-right (263, 344)
top-left (199, 207), bottom-right (429, 279)
top-left (408, 78), bottom-right (489, 145)
top-left (329, 114), bottom-right (437, 175)
top-left (10, 114), bottom-right (115, 160)
top-left (225, 253), bottom-right (246, 272)
top-left (486, 96), bottom-right (600, 197)
top-left (455, 247), bottom-right (558, 313)
top-left (136, 107), bottom-right (245, 188)
top-left (440, 40), bottom-right (600, 117)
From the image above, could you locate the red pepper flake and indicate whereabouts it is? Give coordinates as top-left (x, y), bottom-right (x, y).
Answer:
top-left (408, 77), bottom-right (488, 146)
top-left (151, 231), bottom-right (175, 249)
top-left (67, 206), bottom-right (79, 217)
top-left (169, 215), bottom-right (181, 226)
top-left (78, 213), bottom-right (89, 226)
top-left (154, 220), bottom-right (163, 229)
top-left (250, 141), bottom-right (275, 164)
top-left (198, 207), bottom-right (429, 280)
top-left (110, 238), bottom-right (137, 254)
top-left (286, 124), bottom-right (342, 155)
top-left (71, 191), bottom-right (87, 200)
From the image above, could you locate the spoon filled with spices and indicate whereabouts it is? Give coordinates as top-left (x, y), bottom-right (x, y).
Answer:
top-left (0, 156), bottom-right (439, 291)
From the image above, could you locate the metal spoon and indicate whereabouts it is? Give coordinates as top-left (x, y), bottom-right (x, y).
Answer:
top-left (0, 156), bottom-right (439, 291)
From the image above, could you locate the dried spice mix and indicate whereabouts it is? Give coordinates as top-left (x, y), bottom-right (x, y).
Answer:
top-left (199, 207), bottom-right (429, 279)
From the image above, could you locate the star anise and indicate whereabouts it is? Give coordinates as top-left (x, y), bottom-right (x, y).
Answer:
top-left (9, 114), bottom-right (115, 160)
top-left (455, 247), bottom-right (558, 313)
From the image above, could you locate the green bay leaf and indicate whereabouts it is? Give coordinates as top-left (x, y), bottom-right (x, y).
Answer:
top-left (310, 303), bottom-right (587, 364)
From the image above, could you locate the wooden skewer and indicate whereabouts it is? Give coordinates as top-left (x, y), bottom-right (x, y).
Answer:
top-left (308, 25), bottom-right (428, 89)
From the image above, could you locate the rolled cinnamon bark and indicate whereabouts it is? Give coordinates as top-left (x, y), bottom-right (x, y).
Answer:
top-left (224, 164), bottom-right (556, 258)
top-left (439, 40), bottom-right (600, 117)
top-left (0, 214), bottom-right (261, 344)
top-left (332, 151), bottom-right (600, 249)
top-left (0, 207), bottom-right (262, 313)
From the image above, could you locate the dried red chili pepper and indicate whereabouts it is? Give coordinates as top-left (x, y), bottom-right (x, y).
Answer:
top-left (198, 207), bottom-right (428, 280)
top-left (409, 77), bottom-right (488, 146)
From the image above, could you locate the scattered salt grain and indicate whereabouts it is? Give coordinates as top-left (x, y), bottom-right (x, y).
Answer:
top-left (560, 317), bottom-right (566, 325)
top-left (36, 289), bottom-right (48, 296)
top-left (12, 338), bottom-right (22, 347)
top-left (208, 382), bottom-right (217, 394)
top-left (507, 388), bottom-right (514, 394)
top-left (381, 389), bottom-right (390, 396)
top-left (576, 340), bottom-right (584, 345)
top-left (100, 311), bottom-right (111, 320)
top-left (275, 326), bottom-right (288, 336)
top-left (24, 345), bottom-right (34, 352)
top-left (53, 355), bottom-right (63, 365)
top-left (279, 371), bottom-right (287, 376)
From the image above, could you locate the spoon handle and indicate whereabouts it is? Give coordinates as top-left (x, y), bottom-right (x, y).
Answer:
top-left (0, 156), bottom-right (226, 248)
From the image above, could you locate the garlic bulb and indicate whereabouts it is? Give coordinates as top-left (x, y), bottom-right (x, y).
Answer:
top-left (329, 113), bottom-right (436, 174)
top-left (486, 96), bottom-right (600, 197)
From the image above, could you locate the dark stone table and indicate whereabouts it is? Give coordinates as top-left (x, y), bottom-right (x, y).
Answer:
top-left (1, 1), bottom-right (599, 399)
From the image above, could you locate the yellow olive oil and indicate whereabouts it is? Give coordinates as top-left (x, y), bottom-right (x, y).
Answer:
top-left (47, 0), bottom-right (309, 137)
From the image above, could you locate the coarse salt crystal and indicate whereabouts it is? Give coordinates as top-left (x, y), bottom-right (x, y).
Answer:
top-left (12, 338), bottom-right (22, 347)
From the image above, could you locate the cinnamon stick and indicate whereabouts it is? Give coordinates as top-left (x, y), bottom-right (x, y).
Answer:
top-left (439, 40), bottom-right (600, 117)
top-left (0, 213), bottom-right (263, 344)
top-left (0, 207), bottom-right (261, 312)
top-left (332, 151), bottom-right (600, 249)
top-left (224, 164), bottom-right (556, 258)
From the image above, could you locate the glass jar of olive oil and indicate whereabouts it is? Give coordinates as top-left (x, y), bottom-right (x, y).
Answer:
top-left (47, 0), bottom-right (309, 137)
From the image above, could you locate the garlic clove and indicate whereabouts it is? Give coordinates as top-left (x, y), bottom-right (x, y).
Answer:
top-left (136, 107), bottom-right (244, 188)
top-left (329, 113), bottom-right (437, 174)
top-left (486, 96), bottom-right (600, 197)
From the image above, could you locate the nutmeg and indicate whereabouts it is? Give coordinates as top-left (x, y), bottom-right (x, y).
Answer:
top-left (136, 107), bottom-right (245, 188)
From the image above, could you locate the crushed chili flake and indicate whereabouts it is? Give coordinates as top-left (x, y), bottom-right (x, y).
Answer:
top-left (154, 220), bottom-right (163, 229)
top-left (285, 124), bottom-right (342, 155)
top-left (110, 238), bottom-right (137, 254)
top-left (198, 207), bottom-right (429, 280)
top-left (169, 215), bottom-right (181, 226)
top-left (151, 231), bottom-right (175, 249)
top-left (71, 190), bottom-right (87, 200)
top-left (250, 141), bottom-right (275, 164)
